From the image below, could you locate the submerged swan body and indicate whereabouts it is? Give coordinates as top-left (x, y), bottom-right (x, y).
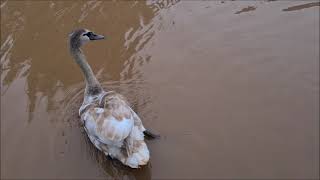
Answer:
top-left (69, 28), bottom-right (153, 168)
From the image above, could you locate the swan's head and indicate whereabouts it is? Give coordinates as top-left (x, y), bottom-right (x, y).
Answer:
top-left (69, 28), bottom-right (104, 49)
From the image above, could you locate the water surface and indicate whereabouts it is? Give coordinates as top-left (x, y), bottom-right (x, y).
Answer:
top-left (1, 0), bottom-right (319, 179)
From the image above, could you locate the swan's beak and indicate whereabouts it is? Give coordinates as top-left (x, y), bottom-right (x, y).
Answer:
top-left (89, 33), bottom-right (105, 41)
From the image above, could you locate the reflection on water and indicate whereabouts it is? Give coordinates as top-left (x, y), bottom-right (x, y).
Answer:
top-left (282, 2), bottom-right (320, 12)
top-left (235, 6), bottom-right (257, 14)
top-left (149, 0), bottom-right (180, 10)
top-left (1, 0), bottom-right (319, 179)
top-left (1, 0), bottom-right (158, 123)
top-left (1, 0), bottom-right (161, 179)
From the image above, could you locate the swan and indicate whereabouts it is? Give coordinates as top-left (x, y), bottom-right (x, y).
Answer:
top-left (68, 28), bottom-right (157, 168)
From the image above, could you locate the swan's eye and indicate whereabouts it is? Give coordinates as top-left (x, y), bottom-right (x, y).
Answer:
top-left (83, 32), bottom-right (93, 37)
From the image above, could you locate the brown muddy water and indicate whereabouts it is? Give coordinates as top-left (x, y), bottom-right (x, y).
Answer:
top-left (1, 0), bottom-right (319, 179)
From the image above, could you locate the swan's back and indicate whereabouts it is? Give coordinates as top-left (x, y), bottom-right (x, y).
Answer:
top-left (80, 91), bottom-right (149, 168)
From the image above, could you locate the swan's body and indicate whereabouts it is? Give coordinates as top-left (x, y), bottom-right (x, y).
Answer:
top-left (69, 29), bottom-right (153, 168)
top-left (80, 91), bottom-right (149, 168)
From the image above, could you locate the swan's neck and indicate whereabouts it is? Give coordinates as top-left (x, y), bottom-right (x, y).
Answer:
top-left (70, 48), bottom-right (102, 95)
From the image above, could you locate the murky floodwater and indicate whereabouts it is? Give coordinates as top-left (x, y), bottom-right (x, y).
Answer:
top-left (1, 0), bottom-right (319, 179)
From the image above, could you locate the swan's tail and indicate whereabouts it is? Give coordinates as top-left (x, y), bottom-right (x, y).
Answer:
top-left (144, 128), bottom-right (160, 139)
top-left (124, 126), bottom-right (150, 168)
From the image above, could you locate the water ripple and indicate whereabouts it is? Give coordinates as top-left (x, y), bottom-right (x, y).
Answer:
top-left (0, 0), bottom-right (7, 9)
top-left (78, 0), bottom-right (102, 23)
top-left (0, 34), bottom-right (14, 68)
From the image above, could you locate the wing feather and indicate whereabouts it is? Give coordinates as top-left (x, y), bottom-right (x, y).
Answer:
top-left (82, 93), bottom-right (136, 144)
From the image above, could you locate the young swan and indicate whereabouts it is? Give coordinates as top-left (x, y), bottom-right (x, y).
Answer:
top-left (69, 28), bottom-right (154, 168)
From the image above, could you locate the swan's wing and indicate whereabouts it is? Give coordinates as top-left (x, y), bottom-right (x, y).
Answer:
top-left (82, 92), bottom-right (151, 168)
top-left (124, 125), bottom-right (150, 167)
top-left (82, 94), bottom-right (136, 145)
top-left (129, 108), bottom-right (146, 132)
top-left (97, 91), bottom-right (146, 132)
top-left (129, 107), bottom-right (160, 138)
